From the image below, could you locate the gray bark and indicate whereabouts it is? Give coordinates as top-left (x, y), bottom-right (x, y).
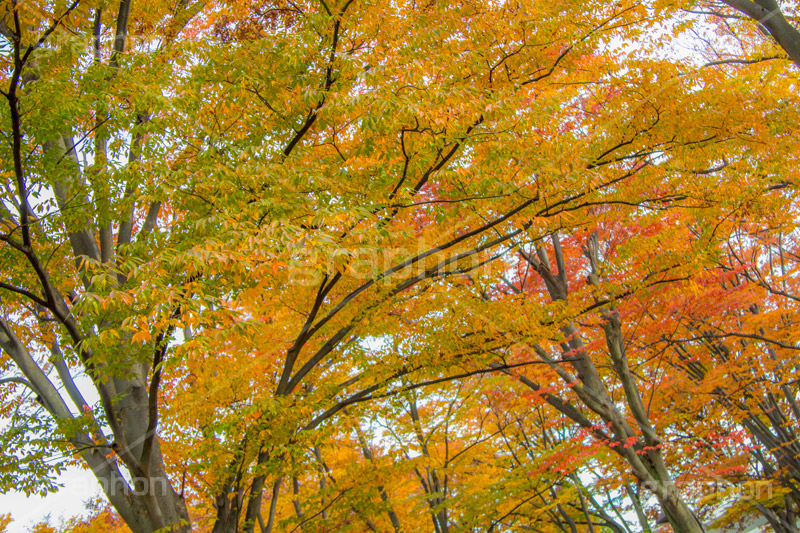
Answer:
top-left (720, 0), bottom-right (800, 67)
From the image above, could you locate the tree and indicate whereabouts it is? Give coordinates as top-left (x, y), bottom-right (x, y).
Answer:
top-left (0, 514), bottom-right (11, 533)
top-left (2, 0), bottom-right (799, 532)
top-left (418, 46), bottom-right (800, 530)
top-left (699, 0), bottom-right (800, 66)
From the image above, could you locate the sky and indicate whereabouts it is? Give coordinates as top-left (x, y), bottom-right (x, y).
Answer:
top-left (0, 467), bottom-right (102, 532)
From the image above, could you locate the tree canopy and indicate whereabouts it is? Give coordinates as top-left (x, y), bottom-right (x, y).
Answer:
top-left (2, 0), bottom-right (800, 532)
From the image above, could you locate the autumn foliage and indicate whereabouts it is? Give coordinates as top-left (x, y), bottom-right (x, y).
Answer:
top-left (2, 0), bottom-right (800, 532)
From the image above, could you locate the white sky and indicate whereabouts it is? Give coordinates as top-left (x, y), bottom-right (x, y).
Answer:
top-left (0, 467), bottom-right (101, 532)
